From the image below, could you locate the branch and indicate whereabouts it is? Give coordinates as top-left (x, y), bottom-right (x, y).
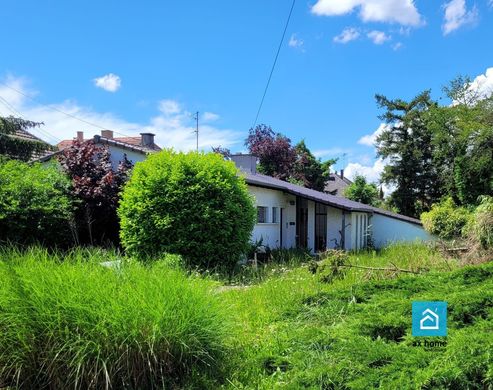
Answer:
top-left (336, 264), bottom-right (423, 274)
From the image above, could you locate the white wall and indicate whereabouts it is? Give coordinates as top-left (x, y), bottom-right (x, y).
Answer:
top-left (371, 213), bottom-right (432, 248)
top-left (248, 186), bottom-right (296, 249)
top-left (107, 145), bottom-right (146, 170)
top-left (327, 207), bottom-right (343, 249)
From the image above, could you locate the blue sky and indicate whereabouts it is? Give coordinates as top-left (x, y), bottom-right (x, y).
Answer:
top-left (1, 0), bottom-right (492, 182)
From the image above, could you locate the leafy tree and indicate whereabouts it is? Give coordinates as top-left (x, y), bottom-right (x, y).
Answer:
top-left (0, 116), bottom-right (52, 161)
top-left (421, 197), bottom-right (471, 240)
top-left (245, 125), bottom-right (336, 190)
top-left (118, 150), bottom-right (256, 272)
top-left (292, 140), bottom-right (336, 191)
top-left (343, 175), bottom-right (380, 206)
top-left (0, 160), bottom-right (73, 246)
top-left (58, 140), bottom-right (132, 246)
top-left (375, 91), bottom-right (441, 217)
top-left (245, 124), bottom-right (296, 181)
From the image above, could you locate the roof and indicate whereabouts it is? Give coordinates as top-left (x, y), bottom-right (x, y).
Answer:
top-left (244, 172), bottom-right (422, 225)
top-left (34, 135), bottom-right (159, 163)
top-left (57, 136), bottom-right (161, 152)
top-left (325, 173), bottom-right (353, 196)
top-left (8, 128), bottom-right (54, 161)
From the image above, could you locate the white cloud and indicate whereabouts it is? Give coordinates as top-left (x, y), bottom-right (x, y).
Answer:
top-left (333, 27), bottom-right (360, 43)
top-left (442, 0), bottom-right (478, 35)
top-left (344, 158), bottom-right (385, 183)
top-left (203, 111), bottom-right (220, 122)
top-left (288, 33), bottom-right (304, 50)
top-left (312, 0), bottom-right (423, 26)
top-left (0, 75), bottom-right (241, 151)
top-left (312, 147), bottom-right (352, 158)
top-left (358, 123), bottom-right (389, 146)
top-left (392, 42), bottom-right (403, 50)
top-left (367, 30), bottom-right (391, 44)
top-left (93, 73), bottom-right (121, 92)
top-left (468, 67), bottom-right (493, 99)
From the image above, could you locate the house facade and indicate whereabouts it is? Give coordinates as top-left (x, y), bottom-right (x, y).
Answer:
top-left (231, 154), bottom-right (431, 252)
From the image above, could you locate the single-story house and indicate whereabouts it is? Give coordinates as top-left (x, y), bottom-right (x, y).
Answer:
top-left (34, 130), bottom-right (161, 168)
top-left (230, 154), bottom-right (431, 252)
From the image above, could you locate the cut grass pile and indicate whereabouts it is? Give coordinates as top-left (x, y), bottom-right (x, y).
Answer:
top-left (222, 243), bottom-right (493, 389)
top-left (0, 247), bottom-right (228, 389)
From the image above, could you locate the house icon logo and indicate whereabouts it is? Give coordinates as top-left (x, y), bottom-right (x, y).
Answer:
top-left (412, 301), bottom-right (447, 337)
top-left (420, 308), bottom-right (439, 330)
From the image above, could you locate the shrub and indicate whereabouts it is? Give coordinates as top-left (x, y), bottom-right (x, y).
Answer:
top-left (58, 140), bottom-right (132, 246)
top-left (118, 150), bottom-right (256, 271)
top-left (421, 197), bottom-right (471, 239)
top-left (0, 160), bottom-right (73, 246)
top-left (467, 195), bottom-right (493, 249)
top-left (0, 246), bottom-right (228, 389)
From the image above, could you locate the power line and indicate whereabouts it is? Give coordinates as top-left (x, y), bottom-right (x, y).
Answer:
top-left (252, 0), bottom-right (296, 129)
top-left (0, 95), bottom-right (61, 143)
top-left (0, 80), bottom-right (107, 131)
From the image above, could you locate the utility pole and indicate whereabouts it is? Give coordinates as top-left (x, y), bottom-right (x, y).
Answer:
top-left (193, 111), bottom-right (199, 152)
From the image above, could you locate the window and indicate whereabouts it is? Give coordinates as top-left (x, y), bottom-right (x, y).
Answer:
top-left (272, 207), bottom-right (278, 223)
top-left (257, 206), bottom-right (268, 223)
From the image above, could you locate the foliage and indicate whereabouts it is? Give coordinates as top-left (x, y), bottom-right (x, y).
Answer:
top-left (308, 249), bottom-right (349, 283)
top-left (375, 91), bottom-right (440, 218)
top-left (245, 124), bottom-right (297, 181)
top-left (344, 174), bottom-right (380, 206)
top-left (118, 150), bottom-right (256, 271)
top-left (221, 244), bottom-right (492, 389)
top-left (0, 160), bottom-right (73, 246)
top-left (245, 125), bottom-right (336, 191)
top-left (0, 246), bottom-right (228, 389)
top-left (421, 197), bottom-right (472, 240)
top-left (58, 140), bottom-right (132, 246)
top-left (467, 195), bottom-right (493, 249)
top-left (0, 116), bottom-right (52, 161)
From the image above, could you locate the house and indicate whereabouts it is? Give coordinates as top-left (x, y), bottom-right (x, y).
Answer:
top-left (325, 170), bottom-right (352, 196)
top-left (3, 127), bottom-right (54, 161)
top-left (35, 130), bottom-right (161, 168)
top-left (230, 154), bottom-right (431, 252)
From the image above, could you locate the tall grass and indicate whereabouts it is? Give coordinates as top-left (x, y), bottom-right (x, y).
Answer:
top-left (0, 246), bottom-right (228, 389)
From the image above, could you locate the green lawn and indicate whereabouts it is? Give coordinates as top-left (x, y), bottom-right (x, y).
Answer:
top-left (0, 243), bottom-right (492, 389)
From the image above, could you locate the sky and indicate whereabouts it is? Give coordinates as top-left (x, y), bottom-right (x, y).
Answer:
top-left (1, 0), bottom-right (492, 184)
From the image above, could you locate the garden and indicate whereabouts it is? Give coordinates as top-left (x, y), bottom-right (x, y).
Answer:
top-left (0, 122), bottom-right (492, 388)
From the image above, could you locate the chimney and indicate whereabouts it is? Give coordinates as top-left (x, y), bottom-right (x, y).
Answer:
top-left (76, 131), bottom-right (84, 142)
top-left (140, 133), bottom-right (155, 147)
top-left (340, 169), bottom-right (344, 180)
top-left (101, 130), bottom-right (114, 139)
top-left (230, 154), bottom-right (258, 174)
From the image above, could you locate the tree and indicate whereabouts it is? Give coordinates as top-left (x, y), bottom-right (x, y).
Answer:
top-left (375, 91), bottom-right (441, 217)
top-left (0, 116), bottom-right (52, 161)
top-left (343, 175), bottom-right (380, 206)
top-left (245, 125), bottom-right (336, 190)
top-left (0, 160), bottom-right (74, 246)
top-left (292, 140), bottom-right (336, 191)
top-left (58, 140), bottom-right (132, 245)
top-left (245, 124), bottom-right (296, 181)
top-left (118, 150), bottom-right (256, 272)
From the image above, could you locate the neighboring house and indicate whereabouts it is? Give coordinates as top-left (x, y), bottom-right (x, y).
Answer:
top-left (6, 128), bottom-right (54, 161)
top-left (325, 170), bottom-right (352, 196)
top-left (35, 130), bottom-right (161, 168)
top-left (230, 154), bottom-right (431, 252)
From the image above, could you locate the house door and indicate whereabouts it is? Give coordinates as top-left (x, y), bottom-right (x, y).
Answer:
top-left (315, 203), bottom-right (327, 252)
top-left (296, 197), bottom-right (308, 248)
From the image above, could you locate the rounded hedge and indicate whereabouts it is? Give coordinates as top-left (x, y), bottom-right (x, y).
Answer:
top-left (118, 150), bottom-right (256, 270)
top-left (0, 160), bottom-right (73, 246)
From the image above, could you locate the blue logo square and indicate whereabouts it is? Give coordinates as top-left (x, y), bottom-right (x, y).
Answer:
top-left (412, 301), bottom-right (447, 337)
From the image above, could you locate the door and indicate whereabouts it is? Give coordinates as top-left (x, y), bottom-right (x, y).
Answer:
top-left (296, 197), bottom-right (308, 248)
top-left (315, 203), bottom-right (327, 252)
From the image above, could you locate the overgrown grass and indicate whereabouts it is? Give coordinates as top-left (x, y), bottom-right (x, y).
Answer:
top-left (0, 246), bottom-right (228, 389)
top-left (222, 243), bottom-right (493, 389)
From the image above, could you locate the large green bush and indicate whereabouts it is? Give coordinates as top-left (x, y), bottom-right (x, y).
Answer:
top-left (0, 160), bottom-right (73, 246)
top-left (118, 150), bottom-right (256, 270)
top-left (421, 197), bottom-right (471, 239)
top-left (0, 247), bottom-right (228, 389)
top-left (467, 195), bottom-right (493, 249)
